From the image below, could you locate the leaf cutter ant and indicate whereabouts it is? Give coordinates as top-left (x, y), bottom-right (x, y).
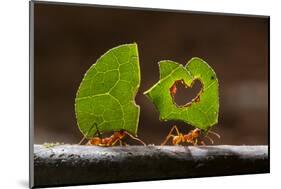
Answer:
top-left (161, 125), bottom-right (220, 145)
top-left (79, 123), bottom-right (146, 146)
top-left (87, 130), bottom-right (146, 146)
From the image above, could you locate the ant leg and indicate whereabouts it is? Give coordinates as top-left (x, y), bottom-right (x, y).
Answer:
top-left (78, 124), bottom-right (103, 145)
top-left (118, 140), bottom-right (129, 146)
top-left (162, 134), bottom-right (177, 145)
top-left (173, 125), bottom-right (181, 136)
top-left (78, 135), bottom-right (87, 145)
top-left (207, 130), bottom-right (221, 139)
top-left (78, 128), bottom-right (98, 145)
top-left (200, 140), bottom-right (206, 145)
top-left (111, 138), bottom-right (121, 146)
top-left (124, 131), bottom-right (146, 146)
top-left (187, 137), bottom-right (197, 146)
top-left (194, 138), bottom-right (198, 146)
top-left (161, 125), bottom-right (180, 145)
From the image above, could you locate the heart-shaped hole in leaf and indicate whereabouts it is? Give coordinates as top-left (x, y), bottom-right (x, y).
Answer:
top-left (170, 79), bottom-right (203, 107)
top-left (144, 58), bottom-right (219, 130)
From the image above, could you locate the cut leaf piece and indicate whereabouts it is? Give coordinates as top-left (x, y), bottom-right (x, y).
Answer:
top-left (75, 43), bottom-right (141, 138)
top-left (144, 57), bottom-right (219, 131)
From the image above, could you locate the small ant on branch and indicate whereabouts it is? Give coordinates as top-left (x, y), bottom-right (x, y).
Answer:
top-left (161, 125), bottom-right (220, 146)
top-left (78, 123), bottom-right (146, 147)
top-left (87, 130), bottom-right (146, 146)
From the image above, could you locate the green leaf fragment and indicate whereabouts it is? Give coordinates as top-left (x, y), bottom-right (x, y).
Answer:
top-left (75, 43), bottom-right (141, 138)
top-left (144, 57), bottom-right (219, 131)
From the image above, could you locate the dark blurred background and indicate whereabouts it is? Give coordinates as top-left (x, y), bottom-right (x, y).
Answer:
top-left (34, 2), bottom-right (269, 145)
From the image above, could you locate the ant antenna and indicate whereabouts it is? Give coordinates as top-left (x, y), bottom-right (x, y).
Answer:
top-left (124, 131), bottom-right (146, 146)
top-left (208, 130), bottom-right (221, 139)
top-left (204, 135), bottom-right (214, 144)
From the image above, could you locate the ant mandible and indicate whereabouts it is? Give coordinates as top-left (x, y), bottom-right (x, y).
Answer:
top-left (161, 125), bottom-right (220, 146)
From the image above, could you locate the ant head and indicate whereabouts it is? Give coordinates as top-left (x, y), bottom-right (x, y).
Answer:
top-left (193, 128), bottom-right (201, 137)
top-left (115, 130), bottom-right (126, 138)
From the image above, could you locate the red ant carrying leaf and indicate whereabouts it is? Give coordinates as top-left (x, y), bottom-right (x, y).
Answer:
top-left (79, 123), bottom-right (146, 147)
top-left (87, 130), bottom-right (146, 147)
top-left (161, 125), bottom-right (220, 146)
